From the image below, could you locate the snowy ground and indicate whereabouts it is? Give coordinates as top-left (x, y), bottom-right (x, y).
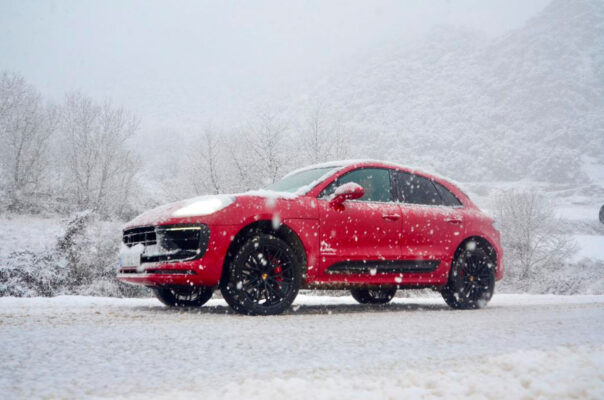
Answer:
top-left (1, 294), bottom-right (603, 399)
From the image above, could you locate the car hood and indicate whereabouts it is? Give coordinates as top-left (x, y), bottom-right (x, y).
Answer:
top-left (125, 195), bottom-right (236, 228)
top-left (124, 191), bottom-right (305, 229)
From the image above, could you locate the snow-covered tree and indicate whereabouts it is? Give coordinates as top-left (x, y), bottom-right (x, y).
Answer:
top-left (246, 109), bottom-right (290, 185)
top-left (298, 104), bottom-right (351, 164)
top-left (59, 93), bottom-right (139, 217)
top-left (0, 72), bottom-right (58, 211)
top-left (187, 127), bottom-right (223, 195)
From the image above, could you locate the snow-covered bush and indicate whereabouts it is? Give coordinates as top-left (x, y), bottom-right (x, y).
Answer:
top-left (494, 189), bottom-right (579, 293)
top-left (0, 212), bottom-right (148, 297)
top-left (531, 259), bottom-right (604, 295)
top-left (58, 212), bottom-right (147, 297)
top-left (0, 250), bottom-right (66, 297)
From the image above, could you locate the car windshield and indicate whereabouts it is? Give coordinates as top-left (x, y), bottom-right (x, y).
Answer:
top-left (265, 167), bottom-right (340, 193)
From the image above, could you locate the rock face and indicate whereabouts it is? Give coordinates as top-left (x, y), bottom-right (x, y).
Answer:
top-left (303, 0), bottom-right (604, 186)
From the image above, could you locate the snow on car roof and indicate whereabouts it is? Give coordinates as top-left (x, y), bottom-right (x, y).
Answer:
top-left (283, 159), bottom-right (427, 177)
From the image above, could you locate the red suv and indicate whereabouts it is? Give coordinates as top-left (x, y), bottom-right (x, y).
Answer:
top-left (118, 160), bottom-right (503, 315)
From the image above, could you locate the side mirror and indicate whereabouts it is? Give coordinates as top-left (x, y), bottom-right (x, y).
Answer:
top-left (329, 182), bottom-right (365, 207)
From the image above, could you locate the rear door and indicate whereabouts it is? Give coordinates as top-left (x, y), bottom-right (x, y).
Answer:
top-left (394, 171), bottom-right (465, 273)
top-left (317, 167), bottom-right (403, 274)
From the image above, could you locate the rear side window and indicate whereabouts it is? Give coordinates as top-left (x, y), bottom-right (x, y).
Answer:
top-left (319, 168), bottom-right (393, 202)
top-left (395, 172), bottom-right (443, 205)
top-left (433, 181), bottom-right (462, 207)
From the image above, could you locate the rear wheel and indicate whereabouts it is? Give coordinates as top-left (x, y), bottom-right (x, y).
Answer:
top-left (441, 246), bottom-right (495, 309)
top-left (220, 234), bottom-right (301, 315)
top-left (351, 287), bottom-right (397, 304)
top-left (153, 285), bottom-right (214, 307)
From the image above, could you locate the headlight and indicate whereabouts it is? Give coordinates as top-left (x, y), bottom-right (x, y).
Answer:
top-left (172, 196), bottom-right (234, 217)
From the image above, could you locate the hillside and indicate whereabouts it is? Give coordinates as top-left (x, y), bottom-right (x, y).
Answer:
top-left (299, 0), bottom-right (604, 191)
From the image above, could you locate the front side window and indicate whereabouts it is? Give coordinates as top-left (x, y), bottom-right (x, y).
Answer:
top-left (396, 171), bottom-right (443, 205)
top-left (319, 168), bottom-right (393, 202)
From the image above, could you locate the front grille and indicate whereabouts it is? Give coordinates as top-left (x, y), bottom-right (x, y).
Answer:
top-left (123, 226), bottom-right (156, 247)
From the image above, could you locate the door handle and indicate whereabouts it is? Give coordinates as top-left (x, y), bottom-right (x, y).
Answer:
top-left (444, 217), bottom-right (463, 224)
top-left (382, 214), bottom-right (401, 221)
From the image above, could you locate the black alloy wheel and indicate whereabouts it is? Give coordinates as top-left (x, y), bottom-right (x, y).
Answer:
top-left (220, 234), bottom-right (301, 315)
top-left (351, 287), bottom-right (397, 304)
top-left (441, 246), bottom-right (495, 309)
top-left (153, 285), bottom-right (214, 307)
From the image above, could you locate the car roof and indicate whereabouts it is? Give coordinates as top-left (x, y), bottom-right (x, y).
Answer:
top-left (289, 159), bottom-right (443, 182)
top-left (299, 159), bottom-right (472, 203)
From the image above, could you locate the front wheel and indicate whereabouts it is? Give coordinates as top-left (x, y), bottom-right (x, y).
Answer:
top-left (220, 234), bottom-right (301, 315)
top-left (351, 287), bottom-right (397, 304)
top-left (153, 285), bottom-right (214, 307)
top-left (441, 246), bottom-right (495, 309)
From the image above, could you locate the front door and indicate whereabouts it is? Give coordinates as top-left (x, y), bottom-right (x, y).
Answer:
top-left (317, 167), bottom-right (403, 277)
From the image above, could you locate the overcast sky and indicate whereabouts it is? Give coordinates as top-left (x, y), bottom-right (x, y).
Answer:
top-left (1, 0), bottom-right (550, 130)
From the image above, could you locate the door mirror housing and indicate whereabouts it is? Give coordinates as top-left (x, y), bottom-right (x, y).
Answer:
top-left (329, 182), bottom-right (365, 207)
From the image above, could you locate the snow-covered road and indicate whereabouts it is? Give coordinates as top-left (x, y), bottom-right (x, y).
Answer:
top-left (1, 294), bottom-right (603, 399)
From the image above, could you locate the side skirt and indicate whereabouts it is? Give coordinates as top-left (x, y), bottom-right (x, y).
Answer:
top-left (302, 282), bottom-right (443, 290)
top-left (325, 260), bottom-right (440, 275)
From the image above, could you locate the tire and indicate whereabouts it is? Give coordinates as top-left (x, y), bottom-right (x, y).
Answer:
top-left (153, 285), bottom-right (214, 307)
top-left (220, 234), bottom-right (301, 315)
top-left (441, 246), bottom-right (495, 310)
top-left (599, 204), bottom-right (604, 224)
top-left (351, 287), bottom-right (397, 304)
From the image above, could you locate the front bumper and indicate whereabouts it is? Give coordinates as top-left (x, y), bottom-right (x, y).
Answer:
top-left (117, 259), bottom-right (209, 286)
top-left (117, 224), bottom-right (240, 287)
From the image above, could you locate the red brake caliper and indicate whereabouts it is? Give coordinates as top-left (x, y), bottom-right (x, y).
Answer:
top-left (270, 255), bottom-right (283, 283)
